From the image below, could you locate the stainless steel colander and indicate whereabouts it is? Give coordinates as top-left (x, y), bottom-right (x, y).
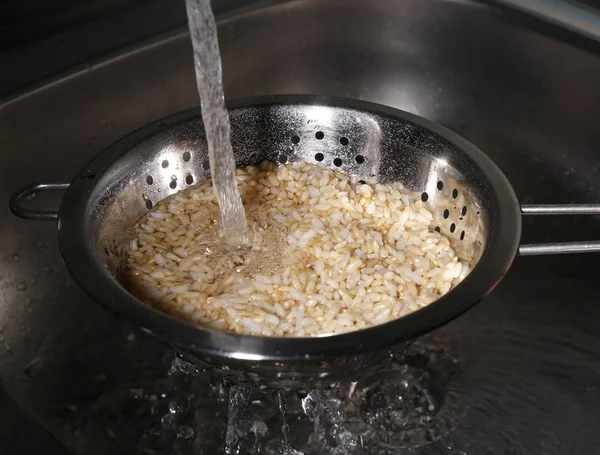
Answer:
top-left (10, 95), bottom-right (600, 387)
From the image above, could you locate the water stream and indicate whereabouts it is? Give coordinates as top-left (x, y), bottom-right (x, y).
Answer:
top-left (185, 0), bottom-right (248, 245)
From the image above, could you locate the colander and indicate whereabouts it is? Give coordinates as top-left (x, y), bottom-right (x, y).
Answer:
top-left (10, 95), bottom-right (600, 387)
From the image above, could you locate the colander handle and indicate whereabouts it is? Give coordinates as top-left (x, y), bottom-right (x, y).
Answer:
top-left (9, 182), bottom-right (70, 221)
top-left (519, 204), bottom-right (600, 255)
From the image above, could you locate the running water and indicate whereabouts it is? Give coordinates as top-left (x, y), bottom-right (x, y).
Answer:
top-left (185, 0), bottom-right (248, 245)
top-left (225, 385), bottom-right (251, 453)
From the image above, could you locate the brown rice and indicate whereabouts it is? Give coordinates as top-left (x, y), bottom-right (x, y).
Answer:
top-left (124, 161), bottom-right (469, 337)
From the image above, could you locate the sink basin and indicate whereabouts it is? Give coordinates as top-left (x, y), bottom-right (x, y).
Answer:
top-left (1, 0), bottom-right (600, 453)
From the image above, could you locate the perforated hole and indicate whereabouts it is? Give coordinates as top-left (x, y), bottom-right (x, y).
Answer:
top-left (279, 154), bottom-right (288, 164)
top-left (186, 175), bottom-right (194, 185)
top-left (146, 199), bottom-right (153, 209)
top-left (182, 151), bottom-right (191, 162)
top-left (437, 181), bottom-right (443, 190)
top-left (340, 137), bottom-right (349, 146)
top-left (355, 155), bottom-right (365, 164)
top-left (460, 231), bottom-right (465, 240)
top-left (161, 159), bottom-right (169, 168)
top-left (170, 179), bottom-right (177, 189)
top-left (291, 135), bottom-right (300, 144)
top-left (443, 209), bottom-right (449, 219)
top-left (421, 192), bottom-right (429, 202)
top-left (452, 189), bottom-right (458, 199)
top-left (202, 160), bottom-right (210, 170)
top-left (315, 153), bottom-right (324, 162)
top-left (434, 226), bottom-right (441, 233)
top-left (358, 180), bottom-right (366, 185)
top-left (450, 223), bottom-right (456, 233)
top-left (146, 175), bottom-right (154, 185)
top-left (461, 206), bottom-right (467, 216)
top-left (315, 131), bottom-right (324, 140)
top-left (333, 158), bottom-right (343, 167)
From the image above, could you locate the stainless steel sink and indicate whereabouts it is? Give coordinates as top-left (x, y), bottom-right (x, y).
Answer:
top-left (2, 0), bottom-right (600, 453)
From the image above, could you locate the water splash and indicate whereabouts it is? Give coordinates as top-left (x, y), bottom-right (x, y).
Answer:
top-left (135, 350), bottom-right (459, 454)
top-left (225, 385), bottom-right (251, 454)
top-left (277, 391), bottom-right (304, 455)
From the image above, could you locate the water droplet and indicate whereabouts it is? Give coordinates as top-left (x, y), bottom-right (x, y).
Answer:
top-left (177, 426), bottom-right (195, 439)
top-left (169, 401), bottom-right (182, 414)
top-left (16, 282), bottom-right (27, 291)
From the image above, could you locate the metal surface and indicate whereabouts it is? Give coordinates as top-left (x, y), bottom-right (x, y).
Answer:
top-left (2, 0), bottom-right (600, 452)
top-left (488, 0), bottom-right (600, 44)
top-left (15, 96), bottom-right (516, 386)
top-left (521, 204), bottom-right (600, 214)
top-left (518, 241), bottom-right (600, 255)
top-left (0, 385), bottom-right (69, 455)
top-left (518, 204), bottom-right (600, 254)
top-left (10, 182), bottom-right (70, 221)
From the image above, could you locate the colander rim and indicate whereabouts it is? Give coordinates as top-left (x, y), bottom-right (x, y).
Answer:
top-left (57, 94), bottom-right (521, 362)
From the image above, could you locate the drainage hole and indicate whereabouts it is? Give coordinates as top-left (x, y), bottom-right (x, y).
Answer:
top-left (182, 151), bottom-right (191, 162)
top-left (186, 175), bottom-right (194, 185)
top-left (355, 154), bottom-right (365, 164)
top-left (340, 137), bottom-right (349, 146)
top-left (315, 153), bottom-right (324, 162)
top-left (333, 158), bottom-right (343, 167)
top-left (315, 131), bottom-right (324, 140)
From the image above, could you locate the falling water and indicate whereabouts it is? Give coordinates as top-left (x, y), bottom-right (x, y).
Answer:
top-left (225, 385), bottom-right (251, 453)
top-left (185, 0), bottom-right (248, 245)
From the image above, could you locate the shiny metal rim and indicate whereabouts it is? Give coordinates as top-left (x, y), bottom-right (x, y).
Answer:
top-left (54, 95), bottom-right (521, 361)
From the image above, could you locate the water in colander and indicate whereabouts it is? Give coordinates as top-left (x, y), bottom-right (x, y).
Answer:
top-left (185, 0), bottom-right (248, 245)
